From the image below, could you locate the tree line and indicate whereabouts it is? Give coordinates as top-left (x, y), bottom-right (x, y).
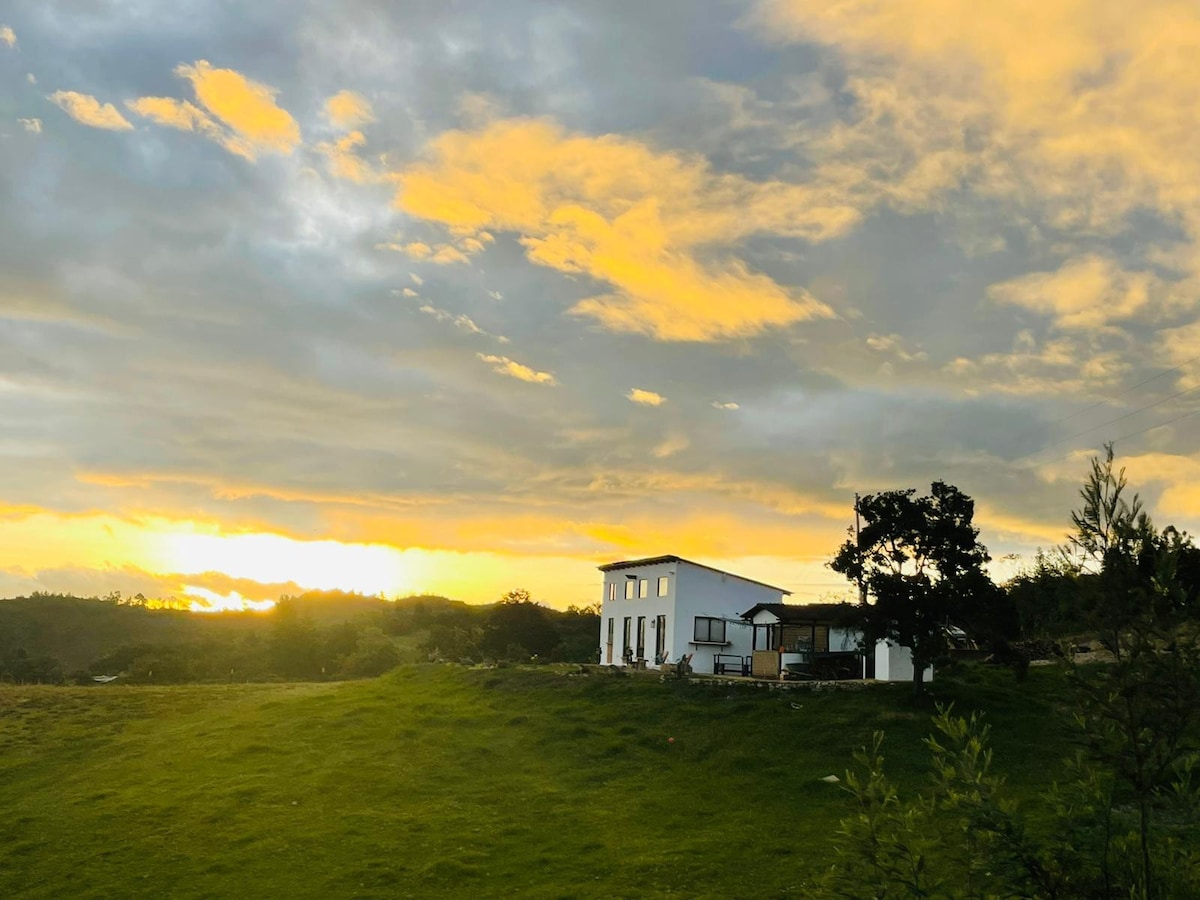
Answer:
top-left (832, 445), bottom-right (1200, 694)
top-left (827, 445), bottom-right (1200, 899)
top-left (0, 589), bottom-right (600, 685)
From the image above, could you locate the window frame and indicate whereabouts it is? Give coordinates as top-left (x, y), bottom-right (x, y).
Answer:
top-left (638, 578), bottom-right (648, 599)
top-left (624, 579), bottom-right (635, 600)
top-left (692, 616), bottom-right (727, 644)
top-left (656, 575), bottom-right (669, 597)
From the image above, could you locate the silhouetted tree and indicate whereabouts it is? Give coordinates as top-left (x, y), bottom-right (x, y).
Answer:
top-left (1058, 445), bottom-right (1200, 896)
top-left (831, 482), bottom-right (998, 697)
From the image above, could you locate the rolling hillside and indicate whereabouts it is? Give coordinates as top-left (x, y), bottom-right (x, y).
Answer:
top-left (0, 663), bottom-right (1076, 899)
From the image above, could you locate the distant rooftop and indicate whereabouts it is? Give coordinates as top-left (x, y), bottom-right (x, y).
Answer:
top-left (740, 601), bottom-right (856, 622)
top-left (597, 555), bottom-right (791, 595)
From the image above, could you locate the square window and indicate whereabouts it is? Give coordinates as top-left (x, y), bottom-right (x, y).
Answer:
top-left (657, 576), bottom-right (668, 597)
top-left (693, 616), bottom-right (726, 643)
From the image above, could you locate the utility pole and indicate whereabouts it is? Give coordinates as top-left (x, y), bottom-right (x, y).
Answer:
top-left (854, 493), bottom-right (867, 605)
top-left (855, 493), bottom-right (870, 680)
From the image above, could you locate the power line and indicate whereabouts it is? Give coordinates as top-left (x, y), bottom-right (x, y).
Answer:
top-left (1007, 352), bottom-right (1200, 456)
top-left (1028, 401), bottom-right (1200, 468)
top-left (1050, 352), bottom-right (1200, 426)
top-left (1016, 381), bottom-right (1200, 462)
top-left (1110, 404), bottom-right (1200, 448)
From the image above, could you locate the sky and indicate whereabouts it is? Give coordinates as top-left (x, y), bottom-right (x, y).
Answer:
top-left (3, 1), bottom-right (1200, 611)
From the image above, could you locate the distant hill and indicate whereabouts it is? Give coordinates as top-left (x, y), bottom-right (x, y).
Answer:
top-left (0, 594), bottom-right (265, 672)
top-left (282, 590), bottom-right (467, 625)
top-left (0, 591), bottom-right (598, 681)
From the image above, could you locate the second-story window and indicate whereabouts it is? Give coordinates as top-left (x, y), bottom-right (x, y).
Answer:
top-left (607, 582), bottom-right (616, 601)
top-left (657, 576), bottom-right (669, 596)
top-left (625, 579), bottom-right (635, 600)
top-left (638, 578), bottom-right (648, 598)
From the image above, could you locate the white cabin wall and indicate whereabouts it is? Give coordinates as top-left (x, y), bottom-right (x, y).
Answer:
top-left (596, 560), bottom-right (677, 667)
top-left (673, 562), bottom-right (782, 674)
top-left (874, 640), bottom-right (933, 683)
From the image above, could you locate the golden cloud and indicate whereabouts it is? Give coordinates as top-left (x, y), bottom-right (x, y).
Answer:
top-left (48, 91), bottom-right (133, 131)
top-left (865, 333), bottom-right (928, 362)
top-left (652, 433), bottom-right (690, 459)
top-left (1035, 451), bottom-right (1200, 528)
top-left (972, 501), bottom-right (1068, 547)
top-left (419, 304), bottom-right (507, 342)
top-left (393, 118), bottom-right (854, 341)
top-left (476, 353), bottom-right (557, 385)
top-left (174, 60), bottom-right (300, 155)
top-left (126, 96), bottom-right (210, 131)
top-left (317, 129), bottom-right (376, 183)
top-left (74, 469), bottom-right (453, 516)
top-left (755, 1), bottom-right (1200, 269)
top-left (0, 25), bottom-right (16, 48)
top-left (125, 96), bottom-right (255, 160)
top-left (1121, 453), bottom-right (1200, 522)
top-left (332, 504), bottom-right (845, 566)
top-left (627, 388), bottom-right (666, 406)
top-left (325, 90), bottom-right (375, 128)
top-left (988, 256), bottom-right (1161, 331)
top-left (1157, 321), bottom-right (1200, 389)
top-left (944, 329), bottom-right (1128, 397)
top-left (429, 245), bottom-right (470, 264)
top-left (377, 239), bottom-right (476, 264)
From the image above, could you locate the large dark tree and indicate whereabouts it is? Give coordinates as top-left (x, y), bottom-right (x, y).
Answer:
top-left (831, 481), bottom-right (998, 697)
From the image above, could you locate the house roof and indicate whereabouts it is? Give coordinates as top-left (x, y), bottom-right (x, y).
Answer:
top-left (597, 555), bottom-right (791, 595)
top-left (740, 601), bottom-right (857, 623)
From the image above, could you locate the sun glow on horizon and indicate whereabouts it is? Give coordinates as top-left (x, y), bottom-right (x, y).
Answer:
top-left (182, 585), bottom-right (276, 613)
top-left (158, 531), bottom-right (420, 599)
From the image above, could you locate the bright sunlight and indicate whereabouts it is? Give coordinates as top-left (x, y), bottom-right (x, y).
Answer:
top-left (159, 532), bottom-right (418, 600)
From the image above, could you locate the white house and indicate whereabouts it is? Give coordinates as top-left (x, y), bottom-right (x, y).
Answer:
top-left (596, 556), bottom-right (790, 674)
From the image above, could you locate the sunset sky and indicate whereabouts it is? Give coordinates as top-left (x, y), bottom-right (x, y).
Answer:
top-left (4, 2), bottom-right (1200, 611)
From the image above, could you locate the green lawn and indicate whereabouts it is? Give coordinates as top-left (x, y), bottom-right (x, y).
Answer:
top-left (0, 664), bottom-right (1075, 898)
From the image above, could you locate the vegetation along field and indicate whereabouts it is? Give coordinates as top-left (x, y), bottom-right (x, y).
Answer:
top-left (1, 663), bottom-right (1084, 899)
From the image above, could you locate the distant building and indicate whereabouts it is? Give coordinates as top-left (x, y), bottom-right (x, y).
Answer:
top-left (596, 555), bottom-right (789, 674)
top-left (595, 555), bottom-right (932, 683)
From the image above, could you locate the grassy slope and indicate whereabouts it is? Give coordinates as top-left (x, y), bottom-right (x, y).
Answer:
top-left (0, 665), bottom-right (1073, 899)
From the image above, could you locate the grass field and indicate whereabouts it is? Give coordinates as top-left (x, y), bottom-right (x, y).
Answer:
top-left (0, 664), bottom-right (1076, 899)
